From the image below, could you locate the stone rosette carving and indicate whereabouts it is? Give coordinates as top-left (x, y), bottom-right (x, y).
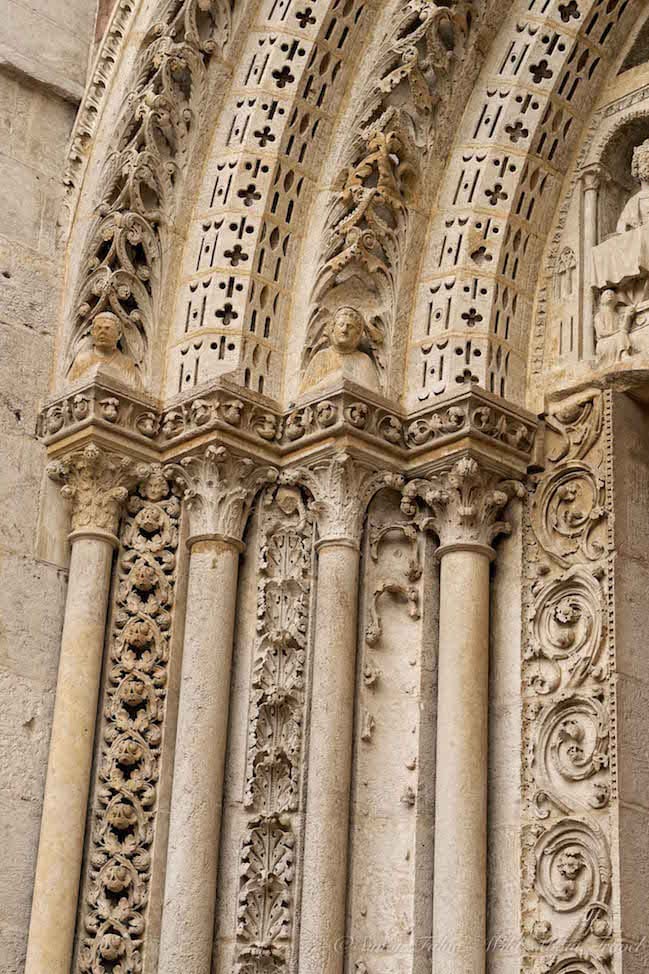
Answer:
top-left (48, 443), bottom-right (149, 536)
top-left (164, 444), bottom-right (277, 543)
top-left (400, 455), bottom-right (524, 552)
top-left (77, 468), bottom-right (181, 974)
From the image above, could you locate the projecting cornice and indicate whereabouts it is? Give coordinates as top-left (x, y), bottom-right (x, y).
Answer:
top-left (39, 376), bottom-right (539, 477)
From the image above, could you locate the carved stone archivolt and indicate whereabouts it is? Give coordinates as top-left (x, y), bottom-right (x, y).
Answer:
top-left (306, 0), bottom-right (477, 394)
top-left (66, 0), bottom-right (236, 386)
top-left (522, 389), bottom-right (614, 971)
top-left (76, 468), bottom-right (181, 974)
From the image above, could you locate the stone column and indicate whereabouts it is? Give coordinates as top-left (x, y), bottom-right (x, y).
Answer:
top-left (289, 454), bottom-right (390, 973)
top-left (581, 165), bottom-right (602, 359)
top-left (401, 456), bottom-right (523, 974)
top-left (25, 444), bottom-right (145, 974)
top-left (158, 446), bottom-right (277, 974)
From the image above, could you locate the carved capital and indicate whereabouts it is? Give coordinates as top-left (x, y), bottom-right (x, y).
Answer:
top-left (400, 455), bottom-right (524, 555)
top-left (580, 164), bottom-right (604, 194)
top-left (48, 443), bottom-right (148, 538)
top-left (282, 452), bottom-right (398, 546)
top-left (164, 445), bottom-right (278, 545)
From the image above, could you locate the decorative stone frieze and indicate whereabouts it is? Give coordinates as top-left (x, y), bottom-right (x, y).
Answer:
top-left (48, 442), bottom-right (149, 537)
top-left (39, 382), bottom-right (539, 468)
top-left (400, 454), bottom-right (525, 553)
top-left (76, 468), bottom-right (181, 974)
top-left (164, 444), bottom-right (278, 543)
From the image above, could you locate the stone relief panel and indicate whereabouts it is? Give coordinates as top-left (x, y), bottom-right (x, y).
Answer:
top-left (73, 469), bottom-right (182, 974)
top-left (165, 0), bottom-right (372, 400)
top-left (530, 24), bottom-right (649, 400)
top-left (346, 489), bottom-right (434, 974)
top-left (64, 0), bottom-right (239, 391)
top-left (521, 389), bottom-right (616, 974)
top-left (406, 0), bottom-right (639, 409)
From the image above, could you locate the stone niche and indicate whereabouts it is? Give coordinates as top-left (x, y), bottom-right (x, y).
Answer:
top-left (534, 46), bottom-right (649, 396)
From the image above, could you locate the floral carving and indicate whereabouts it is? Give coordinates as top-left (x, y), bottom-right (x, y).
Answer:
top-left (283, 453), bottom-right (396, 546)
top-left (401, 455), bottom-right (524, 551)
top-left (48, 443), bottom-right (148, 535)
top-left (533, 818), bottom-right (611, 945)
top-left (78, 469), bottom-right (180, 974)
top-left (164, 444), bottom-right (277, 542)
top-left (66, 0), bottom-right (237, 385)
top-left (526, 568), bottom-right (607, 694)
top-left (522, 389), bottom-right (614, 971)
top-left (533, 464), bottom-right (607, 567)
top-left (235, 485), bottom-right (315, 972)
top-left (532, 692), bottom-right (609, 810)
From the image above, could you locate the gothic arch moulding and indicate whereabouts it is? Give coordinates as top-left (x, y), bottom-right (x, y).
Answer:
top-left (403, 0), bottom-right (642, 411)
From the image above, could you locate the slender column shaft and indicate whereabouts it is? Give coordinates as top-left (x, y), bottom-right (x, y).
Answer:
top-left (582, 171), bottom-right (600, 359)
top-left (158, 538), bottom-right (242, 974)
top-left (25, 534), bottom-right (115, 974)
top-left (433, 547), bottom-right (491, 974)
top-left (298, 539), bottom-right (361, 974)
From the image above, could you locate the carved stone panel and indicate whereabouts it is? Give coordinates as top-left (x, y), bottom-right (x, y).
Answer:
top-left (74, 469), bottom-right (181, 974)
top-left (521, 390), bottom-right (615, 974)
top-left (347, 488), bottom-right (434, 974)
top-left (233, 485), bottom-right (316, 973)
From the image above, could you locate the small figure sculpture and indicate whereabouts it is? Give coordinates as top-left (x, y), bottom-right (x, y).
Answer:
top-left (68, 312), bottom-right (142, 389)
top-left (616, 139), bottom-right (649, 233)
top-left (301, 306), bottom-right (380, 393)
top-left (594, 289), bottom-right (634, 366)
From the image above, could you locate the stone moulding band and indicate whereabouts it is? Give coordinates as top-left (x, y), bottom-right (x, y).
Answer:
top-left (38, 380), bottom-right (539, 476)
top-left (186, 532), bottom-right (246, 552)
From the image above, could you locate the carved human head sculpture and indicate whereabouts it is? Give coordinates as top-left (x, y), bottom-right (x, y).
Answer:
top-left (600, 288), bottom-right (617, 309)
top-left (330, 306), bottom-right (365, 355)
top-left (631, 139), bottom-right (649, 185)
top-left (90, 312), bottom-right (122, 352)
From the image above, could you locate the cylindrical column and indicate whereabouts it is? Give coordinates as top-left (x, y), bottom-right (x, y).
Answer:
top-left (298, 538), bottom-right (361, 973)
top-left (400, 456), bottom-right (522, 974)
top-left (25, 445), bottom-right (141, 974)
top-left (158, 535), bottom-right (242, 974)
top-left (159, 445), bottom-right (277, 974)
top-left (433, 544), bottom-right (492, 974)
top-left (581, 166), bottom-right (601, 359)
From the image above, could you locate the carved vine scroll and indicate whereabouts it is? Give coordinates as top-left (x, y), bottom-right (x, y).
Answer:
top-left (522, 390), bottom-right (614, 973)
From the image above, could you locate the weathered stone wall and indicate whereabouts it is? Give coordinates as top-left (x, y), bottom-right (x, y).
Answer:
top-left (0, 3), bottom-right (95, 969)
